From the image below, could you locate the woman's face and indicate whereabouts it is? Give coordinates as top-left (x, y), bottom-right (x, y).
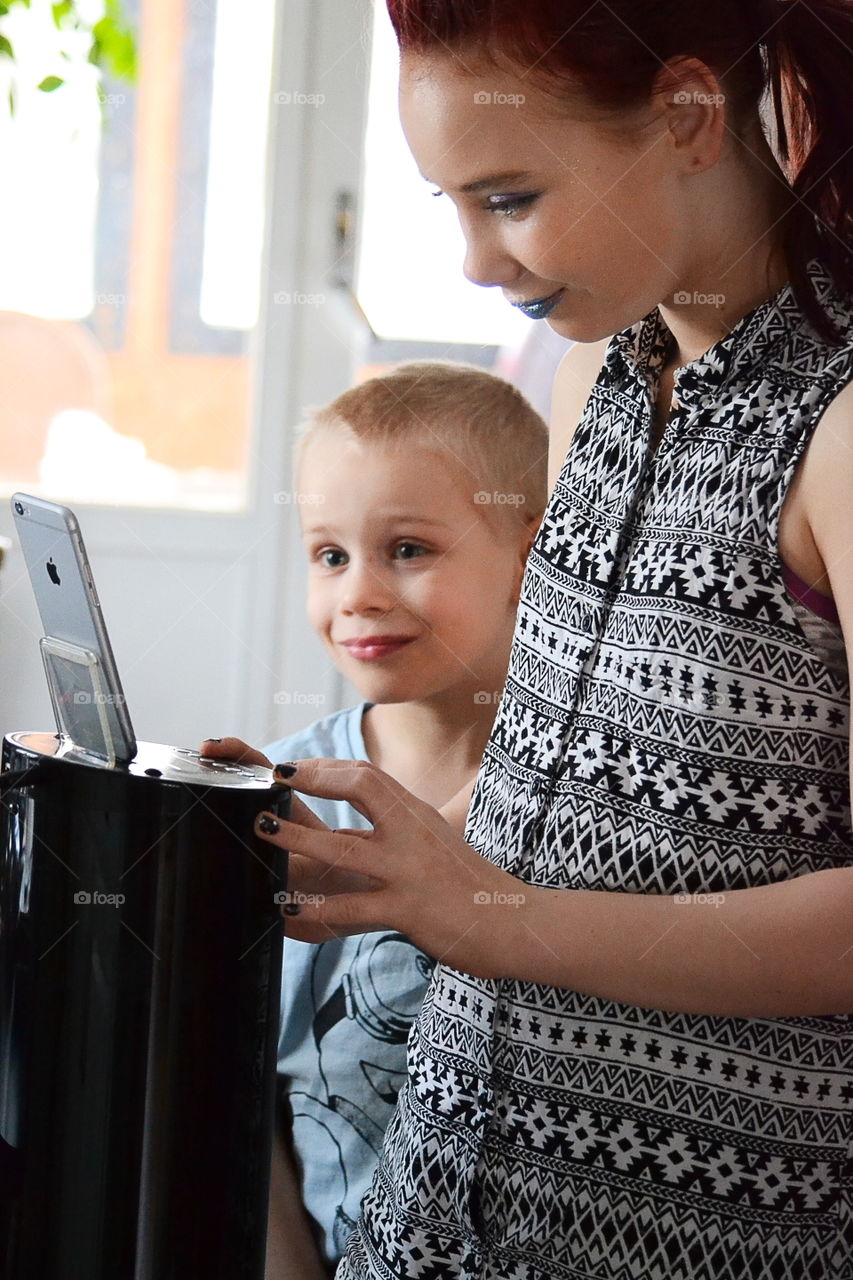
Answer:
top-left (398, 51), bottom-right (696, 342)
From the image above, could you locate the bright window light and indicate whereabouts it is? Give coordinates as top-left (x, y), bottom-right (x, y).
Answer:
top-left (0, 0), bottom-right (101, 319)
top-left (356, 2), bottom-right (533, 347)
top-left (200, 0), bottom-right (276, 330)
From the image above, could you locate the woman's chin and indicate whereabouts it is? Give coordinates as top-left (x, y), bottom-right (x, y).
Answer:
top-left (546, 310), bottom-right (606, 343)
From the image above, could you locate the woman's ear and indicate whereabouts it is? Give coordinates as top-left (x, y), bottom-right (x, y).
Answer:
top-left (653, 55), bottom-right (727, 175)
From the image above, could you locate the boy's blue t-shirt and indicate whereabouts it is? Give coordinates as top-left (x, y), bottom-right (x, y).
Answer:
top-left (264, 703), bottom-right (435, 1267)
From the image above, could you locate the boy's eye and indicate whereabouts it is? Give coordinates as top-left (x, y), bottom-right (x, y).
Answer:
top-left (318, 548), bottom-right (347, 568)
top-left (395, 541), bottom-right (427, 560)
top-left (484, 192), bottom-right (539, 219)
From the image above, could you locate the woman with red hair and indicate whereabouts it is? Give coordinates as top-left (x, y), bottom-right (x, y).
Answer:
top-left (256, 3), bottom-right (853, 1275)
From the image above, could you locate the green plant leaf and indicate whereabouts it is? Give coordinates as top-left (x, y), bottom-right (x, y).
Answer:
top-left (51, 0), bottom-right (73, 29)
top-left (1, 0), bottom-right (137, 97)
top-left (91, 14), bottom-right (137, 82)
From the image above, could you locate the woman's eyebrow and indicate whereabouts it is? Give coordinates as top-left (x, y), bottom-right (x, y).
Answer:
top-left (458, 170), bottom-right (533, 193)
top-left (423, 169), bottom-right (534, 194)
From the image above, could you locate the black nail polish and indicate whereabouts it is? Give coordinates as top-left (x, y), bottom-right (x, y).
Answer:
top-left (273, 762), bottom-right (298, 779)
top-left (258, 814), bottom-right (279, 834)
top-left (204, 737), bottom-right (222, 743)
top-left (282, 902), bottom-right (300, 916)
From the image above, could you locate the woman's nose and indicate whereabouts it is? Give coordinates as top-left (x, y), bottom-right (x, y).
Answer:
top-left (460, 219), bottom-right (521, 290)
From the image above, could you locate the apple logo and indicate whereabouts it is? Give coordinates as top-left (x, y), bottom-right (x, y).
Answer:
top-left (46, 558), bottom-right (61, 586)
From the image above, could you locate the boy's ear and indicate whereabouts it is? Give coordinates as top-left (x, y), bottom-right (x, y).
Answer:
top-left (511, 512), bottom-right (543, 603)
top-left (521, 511), bottom-right (542, 559)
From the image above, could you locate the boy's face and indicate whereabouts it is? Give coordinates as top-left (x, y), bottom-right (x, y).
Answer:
top-left (297, 423), bottom-right (527, 705)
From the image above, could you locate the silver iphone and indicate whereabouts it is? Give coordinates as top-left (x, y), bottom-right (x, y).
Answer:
top-left (11, 493), bottom-right (137, 763)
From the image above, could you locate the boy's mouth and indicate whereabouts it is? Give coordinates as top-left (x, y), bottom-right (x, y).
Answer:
top-left (510, 288), bottom-right (565, 320)
top-left (340, 635), bottom-right (417, 661)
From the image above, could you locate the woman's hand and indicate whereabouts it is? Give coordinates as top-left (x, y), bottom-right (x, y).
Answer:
top-left (200, 736), bottom-right (274, 770)
top-left (253, 758), bottom-right (527, 977)
top-left (199, 737), bottom-right (376, 901)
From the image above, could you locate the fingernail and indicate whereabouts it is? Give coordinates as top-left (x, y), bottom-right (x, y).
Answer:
top-left (257, 814), bottom-right (279, 834)
top-left (282, 902), bottom-right (300, 916)
top-left (204, 737), bottom-right (222, 744)
top-left (273, 762), bottom-right (298, 779)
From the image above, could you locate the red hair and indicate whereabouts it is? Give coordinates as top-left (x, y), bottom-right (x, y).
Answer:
top-left (388, 0), bottom-right (853, 344)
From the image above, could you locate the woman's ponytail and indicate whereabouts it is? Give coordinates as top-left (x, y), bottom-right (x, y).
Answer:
top-left (760, 0), bottom-right (853, 342)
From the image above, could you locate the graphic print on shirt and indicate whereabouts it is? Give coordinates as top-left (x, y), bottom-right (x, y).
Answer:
top-left (338, 257), bottom-right (853, 1280)
top-left (288, 932), bottom-right (435, 1256)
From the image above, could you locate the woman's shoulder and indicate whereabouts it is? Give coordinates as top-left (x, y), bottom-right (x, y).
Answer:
top-left (783, 374), bottom-right (853, 635)
top-left (794, 374), bottom-right (853, 515)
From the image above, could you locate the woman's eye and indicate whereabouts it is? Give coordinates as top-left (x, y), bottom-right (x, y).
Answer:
top-left (485, 193), bottom-right (539, 219)
top-left (395, 541), bottom-right (427, 560)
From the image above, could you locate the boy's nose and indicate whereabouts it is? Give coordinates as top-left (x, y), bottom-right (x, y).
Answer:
top-left (339, 563), bottom-right (398, 616)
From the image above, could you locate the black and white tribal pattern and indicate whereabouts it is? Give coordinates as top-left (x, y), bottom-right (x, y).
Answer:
top-left (337, 258), bottom-right (853, 1280)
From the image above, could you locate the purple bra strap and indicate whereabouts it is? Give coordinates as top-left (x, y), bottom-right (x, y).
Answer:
top-left (782, 562), bottom-right (841, 624)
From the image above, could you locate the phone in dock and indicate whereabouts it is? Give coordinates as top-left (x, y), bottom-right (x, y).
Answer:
top-left (11, 493), bottom-right (137, 764)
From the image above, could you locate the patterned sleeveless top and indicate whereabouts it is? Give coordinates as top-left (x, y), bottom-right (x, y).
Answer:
top-left (338, 257), bottom-right (853, 1280)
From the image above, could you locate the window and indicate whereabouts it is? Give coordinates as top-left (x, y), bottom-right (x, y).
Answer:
top-left (0, 0), bottom-right (276, 510)
top-left (354, 0), bottom-right (533, 367)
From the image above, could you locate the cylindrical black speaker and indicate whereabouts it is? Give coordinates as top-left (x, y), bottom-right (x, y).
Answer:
top-left (0, 732), bottom-right (289, 1280)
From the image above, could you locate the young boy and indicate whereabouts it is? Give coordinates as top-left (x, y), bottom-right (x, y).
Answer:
top-left (203, 360), bottom-right (547, 1277)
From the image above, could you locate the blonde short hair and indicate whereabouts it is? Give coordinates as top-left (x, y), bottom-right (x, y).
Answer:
top-left (293, 361), bottom-right (549, 535)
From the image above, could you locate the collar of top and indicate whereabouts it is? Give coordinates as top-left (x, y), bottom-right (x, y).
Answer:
top-left (605, 256), bottom-right (846, 407)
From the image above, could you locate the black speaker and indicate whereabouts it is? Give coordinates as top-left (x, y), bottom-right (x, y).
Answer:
top-left (0, 733), bottom-right (289, 1280)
